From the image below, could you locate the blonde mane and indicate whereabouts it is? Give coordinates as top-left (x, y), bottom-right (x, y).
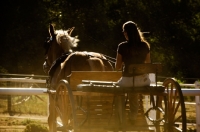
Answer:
top-left (55, 30), bottom-right (79, 52)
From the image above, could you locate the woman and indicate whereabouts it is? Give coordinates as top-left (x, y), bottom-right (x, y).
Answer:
top-left (115, 21), bottom-right (151, 124)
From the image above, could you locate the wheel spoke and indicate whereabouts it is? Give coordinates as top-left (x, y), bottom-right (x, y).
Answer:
top-left (174, 126), bottom-right (182, 132)
top-left (162, 78), bottom-right (186, 132)
top-left (172, 89), bottom-right (178, 112)
top-left (173, 100), bottom-right (180, 118)
top-left (174, 115), bottom-right (182, 122)
top-left (55, 80), bottom-right (77, 131)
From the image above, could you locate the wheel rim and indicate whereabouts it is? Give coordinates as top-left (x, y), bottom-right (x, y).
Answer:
top-left (163, 78), bottom-right (186, 132)
top-left (55, 80), bottom-right (77, 131)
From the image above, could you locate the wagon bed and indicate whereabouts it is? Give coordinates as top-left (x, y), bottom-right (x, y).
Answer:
top-left (49, 63), bottom-right (187, 132)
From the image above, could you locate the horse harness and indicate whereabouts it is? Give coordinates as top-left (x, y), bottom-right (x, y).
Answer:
top-left (45, 51), bottom-right (112, 89)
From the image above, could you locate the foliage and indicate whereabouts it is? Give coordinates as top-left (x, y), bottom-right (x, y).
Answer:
top-left (175, 78), bottom-right (185, 84)
top-left (0, 66), bottom-right (8, 73)
top-left (21, 119), bottom-right (36, 126)
top-left (1, 0), bottom-right (200, 79)
top-left (23, 123), bottom-right (48, 132)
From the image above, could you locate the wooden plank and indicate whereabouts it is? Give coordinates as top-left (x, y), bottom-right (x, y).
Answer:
top-left (69, 71), bottom-right (122, 90)
top-left (128, 63), bottom-right (162, 75)
top-left (67, 71), bottom-right (154, 131)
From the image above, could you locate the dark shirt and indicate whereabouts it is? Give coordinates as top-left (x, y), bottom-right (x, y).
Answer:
top-left (117, 41), bottom-right (150, 77)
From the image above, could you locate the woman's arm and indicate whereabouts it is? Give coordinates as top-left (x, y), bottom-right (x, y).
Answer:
top-left (145, 52), bottom-right (151, 63)
top-left (115, 53), bottom-right (123, 70)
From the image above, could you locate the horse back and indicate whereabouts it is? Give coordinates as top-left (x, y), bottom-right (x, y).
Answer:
top-left (54, 51), bottom-right (115, 88)
top-left (61, 51), bottom-right (114, 74)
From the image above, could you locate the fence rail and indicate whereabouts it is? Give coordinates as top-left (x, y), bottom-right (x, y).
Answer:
top-left (0, 88), bottom-right (47, 95)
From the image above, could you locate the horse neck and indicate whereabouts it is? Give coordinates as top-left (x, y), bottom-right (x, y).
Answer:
top-left (60, 42), bottom-right (72, 53)
top-left (49, 42), bottom-right (64, 65)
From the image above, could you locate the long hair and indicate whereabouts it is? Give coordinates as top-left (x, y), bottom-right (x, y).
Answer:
top-left (122, 21), bottom-right (146, 46)
top-left (123, 21), bottom-right (150, 62)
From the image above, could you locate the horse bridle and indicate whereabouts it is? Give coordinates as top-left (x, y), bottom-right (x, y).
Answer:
top-left (44, 36), bottom-right (54, 55)
top-left (43, 35), bottom-right (56, 74)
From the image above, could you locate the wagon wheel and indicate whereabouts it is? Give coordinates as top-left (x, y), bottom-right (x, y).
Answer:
top-left (162, 78), bottom-right (187, 132)
top-left (55, 80), bottom-right (77, 132)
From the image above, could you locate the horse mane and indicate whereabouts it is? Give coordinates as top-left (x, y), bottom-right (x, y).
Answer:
top-left (55, 29), bottom-right (79, 52)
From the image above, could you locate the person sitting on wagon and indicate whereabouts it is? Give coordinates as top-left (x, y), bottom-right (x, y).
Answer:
top-left (115, 21), bottom-right (151, 124)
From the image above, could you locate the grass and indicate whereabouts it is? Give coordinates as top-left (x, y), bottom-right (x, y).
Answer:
top-left (0, 95), bottom-right (48, 116)
top-left (0, 92), bottom-right (198, 131)
top-left (186, 103), bottom-right (196, 121)
top-left (0, 117), bottom-right (48, 132)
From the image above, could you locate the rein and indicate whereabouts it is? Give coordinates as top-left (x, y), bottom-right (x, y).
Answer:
top-left (100, 53), bottom-right (116, 64)
top-left (83, 51), bottom-right (116, 64)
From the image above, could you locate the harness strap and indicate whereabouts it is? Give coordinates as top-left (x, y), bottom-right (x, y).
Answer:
top-left (83, 51), bottom-right (114, 63)
top-left (48, 52), bottom-right (71, 76)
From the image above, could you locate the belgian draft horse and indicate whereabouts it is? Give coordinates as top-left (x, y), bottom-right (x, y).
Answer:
top-left (44, 24), bottom-right (114, 132)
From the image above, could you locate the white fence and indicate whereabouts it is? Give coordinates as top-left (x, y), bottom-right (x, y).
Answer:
top-left (0, 76), bottom-right (200, 131)
top-left (0, 77), bottom-right (47, 95)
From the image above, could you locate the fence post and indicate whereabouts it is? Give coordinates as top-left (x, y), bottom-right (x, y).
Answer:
top-left (195, 80), bottom-right (200, 131)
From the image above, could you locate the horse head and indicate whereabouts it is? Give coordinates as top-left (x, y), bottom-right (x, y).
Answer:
top-left (43, 24), bottom-right (79, 73)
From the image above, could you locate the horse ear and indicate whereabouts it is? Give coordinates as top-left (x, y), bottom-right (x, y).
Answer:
top-left (49, 24), bottom-right (55, 37)
top-left (67, 27), bottom-right (75, 36)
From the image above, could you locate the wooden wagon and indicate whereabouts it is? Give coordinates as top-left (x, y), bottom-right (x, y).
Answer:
top-left (48, 63), bottom-right (186, 132)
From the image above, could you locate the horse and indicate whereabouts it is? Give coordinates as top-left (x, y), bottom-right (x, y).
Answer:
top-left (44, 24), bottom-right (114, 132)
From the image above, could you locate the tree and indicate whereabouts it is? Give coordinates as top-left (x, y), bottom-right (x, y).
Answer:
top-left (1, 0), bottom-right (200, 80)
